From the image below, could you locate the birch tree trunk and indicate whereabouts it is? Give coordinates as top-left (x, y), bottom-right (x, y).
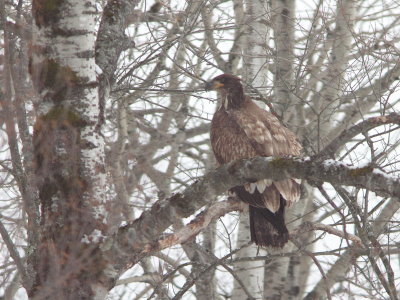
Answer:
top-left (271, 0), bottom-right (296, 124)
top-left (232, 1), bottom-right (269, 299)
top-left (29, 0), bottom-right (108, 298)
top-left (311, 0), bottom-right (356, 151)
top-left (2, 0), bottom-right (400, 299)
top-left (261, 1), bottom-right (304, 298)
top-left (232, 212), bottom-right (266, 299)
top-left (262, 199), bottom-right (311, 300)
top-left (286, 187), bottom-right (316, 298)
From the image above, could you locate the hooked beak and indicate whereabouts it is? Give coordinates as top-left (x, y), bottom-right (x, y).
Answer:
top-left (204, 80), bottom-right (224, 91)
top-left (204, 81), bottom-right (214, 91)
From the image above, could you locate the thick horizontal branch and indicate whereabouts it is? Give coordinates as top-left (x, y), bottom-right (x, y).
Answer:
top-left (105, 156), bottom-right (400, 276)
top-left (143, 209), bottom-right (363, 255)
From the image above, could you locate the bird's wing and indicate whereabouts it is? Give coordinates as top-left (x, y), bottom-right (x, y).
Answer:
top-left (230, 101), bottom-right (302, 208)
top-left (230, 102), bottom-right (301, 157)
top-left (210, 109), bottom-right (259, 164)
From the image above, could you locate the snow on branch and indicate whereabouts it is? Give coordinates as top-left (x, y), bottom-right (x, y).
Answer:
top-left (107, 155), bottom-right (400, 270)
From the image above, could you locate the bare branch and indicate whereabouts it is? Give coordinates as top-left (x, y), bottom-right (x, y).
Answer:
top-left (304, 197), bottom-right (400, 299)
top-left (291, 238), bottom-right (332, 300)
top-left (292, 222), bottom-right (362, 246)
top-left (0, 216), bottom-right (27, 287)
top-left (171, 243), bottom-right (254, 300)
top-left (107, 155), bottom-right (400, 273)
top-left (201, 6), bottom-right (228, 71)
top-left (147, 199), bottom-right (242, 253)
top-left (315, 113), bottom-right (400, 160)
top-left (326, 64), bottom-right (400, 143)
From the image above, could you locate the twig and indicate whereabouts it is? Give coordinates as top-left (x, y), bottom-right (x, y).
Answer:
top-left (335, 186), bottom-right (398, 300)
top-left (314, 113), bottom-right (400, 160)
top-left (0, 215), bottom-right (28, 286)
top-left (116, 87), bottom-right (206, 93)
top-left (291, 238), bottom-right (332, 300)
top-left (171, 242), bottom-right (253, 300)
top-left (292, 221), bottom-right (362, 246)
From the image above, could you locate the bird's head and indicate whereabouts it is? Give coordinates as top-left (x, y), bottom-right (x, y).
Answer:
top-left (205, 73), bottom-right (243, 92)
top-left (205, 74), bottom-right (244, 109)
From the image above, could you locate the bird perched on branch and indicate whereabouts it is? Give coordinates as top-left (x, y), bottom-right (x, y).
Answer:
top-left (205, 74), bottom-right (302, 248)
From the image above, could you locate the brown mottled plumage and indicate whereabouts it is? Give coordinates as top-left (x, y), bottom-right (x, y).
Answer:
top-left (206, 74), bottom-right (302, 248)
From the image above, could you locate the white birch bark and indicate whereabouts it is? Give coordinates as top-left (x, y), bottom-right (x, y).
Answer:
top-left (312, 0), bottom-right (356, 150)
top-left (290, 191), bottom-right (316, 298)
top-left (271, 0), bottom-right (296, 124)
top-left (284, 186), bottom-right (315, 299)
top-left (263, 195), bottom-right (310, 300)
top-left (30, 0), bottom-right (107, 298)
top-left (242, 0), bottom-right (270, 90)
top-left (232, 210), bottom-right (266, 300)
top-left (232, 1), bottom-right (269, 299)
top-left (262, 1), bottom-right (302, 298)
top-left (31, 0), bottom-right (106, 213)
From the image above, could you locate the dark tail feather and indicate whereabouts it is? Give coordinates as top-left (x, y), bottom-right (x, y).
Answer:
top-left (249, 200), bottom-right (288, 248)
top-left (231, 186), bottom-right (289, 248)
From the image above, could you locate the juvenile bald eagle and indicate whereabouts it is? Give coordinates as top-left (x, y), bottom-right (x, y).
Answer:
top-left (206, 74), bottom-right (302, 248)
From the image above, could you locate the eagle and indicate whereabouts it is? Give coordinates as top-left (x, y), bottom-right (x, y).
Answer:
top-left (205, 74), bottom-right (302, 248)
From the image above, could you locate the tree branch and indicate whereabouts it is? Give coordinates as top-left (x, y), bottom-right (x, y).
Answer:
top-left (326, 63), bottom-right (400, 144)
top-left (304, 196), bottom-right (400, 299)
top-left (106, 155), bottom-right (400, 275)
top-left (95, 0), bottom-right (140, 78)
top-left (0, 216), bottom-right (27, 287)
top-left (292, 222), bottom-right (362, 246)
top-left (315, 113), bottom-right (400, 160)
top-left (201, 6), bottom-right (228, 71)
top-left (145, 199), bottom-right (243, 253)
